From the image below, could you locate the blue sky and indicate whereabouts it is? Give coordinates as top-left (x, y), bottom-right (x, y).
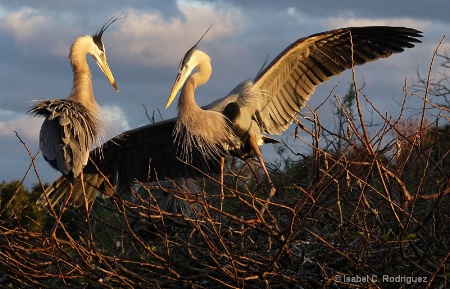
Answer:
top-left (0, 0), bottom-right (448, 187)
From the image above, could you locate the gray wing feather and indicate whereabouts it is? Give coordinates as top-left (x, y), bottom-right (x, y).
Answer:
top-left (29, 99), bottom-right (99, 181)
top-left (39, 118), bottom-right (71, 175)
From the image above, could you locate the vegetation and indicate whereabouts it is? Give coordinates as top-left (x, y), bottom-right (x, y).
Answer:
top-left (0, 48), bottom-right (449, 289)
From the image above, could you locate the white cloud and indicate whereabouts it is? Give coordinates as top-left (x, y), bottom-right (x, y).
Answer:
top-left (0, 7), bottom-right (73, 56)
top-left (2, 8), bottom-right (50, 42)
top-left (324, 17), bottom-right (432, 32)
top-left (0, 110), bottom-right (41, 142)
top-left (101, 104), bottom-right (130, 138)
top-left (111, 1), bottom-right (244, 66)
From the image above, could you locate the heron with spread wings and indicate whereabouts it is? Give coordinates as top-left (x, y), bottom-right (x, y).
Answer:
top-left (165, 26), bottom-right (422, 199)
top-left (28, 16), bottom-right (120, 209)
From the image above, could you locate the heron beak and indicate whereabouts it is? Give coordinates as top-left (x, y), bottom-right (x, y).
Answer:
top-left (97, 55), bottom-right (119, 92)
top-left (165, 72), bottom-right (183, 109)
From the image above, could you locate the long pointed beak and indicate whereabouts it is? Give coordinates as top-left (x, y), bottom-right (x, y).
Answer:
top-left (165, 72), bottom-right (182, 109)
top-left (98, 55), bottom-right (118, 92)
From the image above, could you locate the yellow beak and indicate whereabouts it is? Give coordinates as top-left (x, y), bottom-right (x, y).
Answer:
top-left (165, 72), bottom-right (182, 109)
top-left (98, 54), bottom-right (118, 92)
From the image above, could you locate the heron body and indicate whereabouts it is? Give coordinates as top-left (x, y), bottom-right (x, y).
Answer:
top-left (28, 21), bottom-right (118, 183)
top-left (172, 50), bottom-right (236, 161)
top-left (166, 27), bottom-right (423, 186)
top-left (30, 99), bottom-right (101, 181)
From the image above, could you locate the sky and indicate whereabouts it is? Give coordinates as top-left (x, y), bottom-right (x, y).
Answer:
top-left (0, 0), bottom-right (448, 188)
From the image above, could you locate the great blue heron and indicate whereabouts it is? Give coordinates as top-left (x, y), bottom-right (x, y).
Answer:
top-left (28, 16), bottom-right (121, 211)
top-left (165, 26), bottom-right (422, 199)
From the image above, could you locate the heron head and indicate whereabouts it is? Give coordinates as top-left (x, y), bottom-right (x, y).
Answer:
top-left (90, 14), bottom-right (123, 92)
top-left (166, 26), bottom-right (213, 109)
top-left (165, 47), bottom-right (202, 109)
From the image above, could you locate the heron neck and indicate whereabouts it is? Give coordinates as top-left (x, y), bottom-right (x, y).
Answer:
top-left (68, 36), bottom-right (99, 111)
top-left (179, 60), bottom-right (212, 112)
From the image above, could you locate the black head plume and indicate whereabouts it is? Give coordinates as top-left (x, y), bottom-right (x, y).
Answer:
top-left (92, 12), bottom-right (124, 50)
top-left (180, 25), bottom-right (213, 69)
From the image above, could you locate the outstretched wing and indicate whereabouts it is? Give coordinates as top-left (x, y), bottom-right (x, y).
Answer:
top-left (38, 118), bottom-right (222, 207)
top-left (253, 26), bottom-right (422, 134)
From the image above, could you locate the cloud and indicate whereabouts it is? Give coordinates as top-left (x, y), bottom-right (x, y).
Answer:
top-left (101, 104), bottom-right (131, 138)
top-left (111, 1), bottom-right (244, 66)
top-left (1, 8), bottom-right (50, 41)
top-left (0, 6), bottom-right (77, 57)
top-left (0, 8), bottom-right (55, 53)
top-left (323, 17), bottom-right (432, 32)
top-left (0, 109), bottom-right (41, 142)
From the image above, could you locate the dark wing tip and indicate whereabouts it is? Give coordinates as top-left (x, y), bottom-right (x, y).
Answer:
top-left (346, 26), bottom-right (423, 62)
top-left (349, 26), bottom-right (423, 46)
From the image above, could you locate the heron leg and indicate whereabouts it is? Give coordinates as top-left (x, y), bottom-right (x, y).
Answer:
top-left (248, 134), bottom-right (276, 215)
top-left (80, 171), bottom-right (94, 249)
top-left (49, 181), bottom-right (73, 238)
